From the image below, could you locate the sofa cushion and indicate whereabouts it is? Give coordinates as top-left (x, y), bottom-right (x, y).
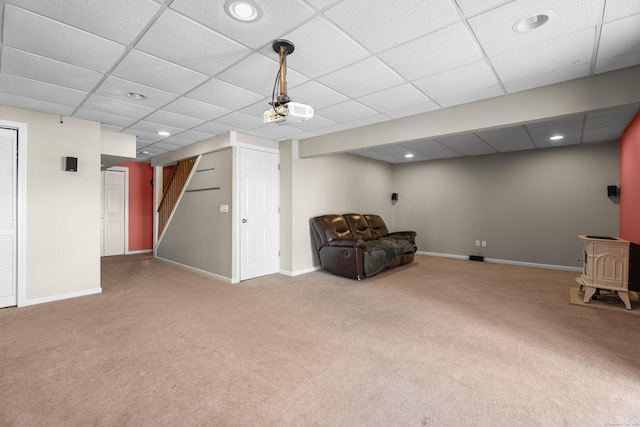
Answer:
top-left (312, 214), bottom-right (352, 245)
top-left (364, 214), bottom-right (389, 240)
top-left (343, 213), bottom-right (374, 241)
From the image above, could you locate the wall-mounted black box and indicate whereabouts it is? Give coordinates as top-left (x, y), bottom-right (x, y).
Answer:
top-left (65, 157), bottom-right (77, 172)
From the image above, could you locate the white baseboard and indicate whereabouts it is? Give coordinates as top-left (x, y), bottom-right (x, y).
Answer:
top-left (279, 265), bottom-right (322, 277)
top-left (25, 287), bottom-right (102, 307)
top-left (416, 251), bottom-right (581, 272)
top-left (126, 249), bottom-right (153, 255)
top-left (155, 256), bottom-right (233, 283)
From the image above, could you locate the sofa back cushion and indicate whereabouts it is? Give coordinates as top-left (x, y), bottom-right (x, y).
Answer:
top-left (364, 214), bottom-right (389, 239)
top-left (343, 213), bottom-right (374, 241)
top-left (311, 214), bottom-right (354, 246)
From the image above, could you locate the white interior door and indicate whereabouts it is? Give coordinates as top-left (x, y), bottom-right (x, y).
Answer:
top-left (0, 128), bottom-right (17, 308)
top-left (103, 169), bottom-right (126, 256)
top-left (240, 148), bottom-right (279, 281)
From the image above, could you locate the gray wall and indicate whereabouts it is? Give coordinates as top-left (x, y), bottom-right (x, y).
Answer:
top-left (391, 141), bottom-right (620, 268)
top-left (280, 140), bottom-right (394, 274)
top-left (157, 149), bottom-right (233, 279)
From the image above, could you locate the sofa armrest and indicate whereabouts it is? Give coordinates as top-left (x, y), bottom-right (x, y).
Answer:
top-left (328, 238), bottom-right (367, 249)
top-left (318, 245), bottom-right (365, 280)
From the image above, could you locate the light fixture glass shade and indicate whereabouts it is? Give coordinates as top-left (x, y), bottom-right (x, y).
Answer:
top-left (513, 13), bottom-right (552, 32)
top-left (225, 0), bottom-right (262, 22)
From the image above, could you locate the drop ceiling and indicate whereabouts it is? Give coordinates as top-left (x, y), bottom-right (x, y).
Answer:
top-left (0, 0), bottom-right (638, 164)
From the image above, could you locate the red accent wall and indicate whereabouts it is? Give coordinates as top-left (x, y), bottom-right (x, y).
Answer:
top-left (119, 161), bottom-right (154, 252)
top-left (620, 111), bottom-right (640, 244)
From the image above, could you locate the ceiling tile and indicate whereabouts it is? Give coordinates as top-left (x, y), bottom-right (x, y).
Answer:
top-left (345, 114), bottom-right (390, 128)
top-left (112, 50), bottom-right (209, 95)
top-left (170, 0), bottom-right (315, 49)
top-left (584, 107), bottom-right (639, 131)
top-left (3, 4), bottom-right (126, 73)
top-left (595, 51), bottom-right (640, 74)
top-left (597, 13), bottom-right (640, 60)
top-left (413, 61), bottom-right (499, 100)
top-left (490, 27), bottom-right (595, 83)
top-left (276, 16), bottom-right (370, 78)
top-left (127, 120), bottom-right (186, 136)
top-left (434, 133), bottom-right (497, 156)
top-left (213, 112), bottom-right (264, 131)
top-left (468, 0), bottom-right (600, 57)
top-left (94, 76), bottom-right (178, 108)
top-left (135, 8), bottom-right (250, 76)
top-left (603, 0), bottom-right (640, 23)
top-left (533, 131), bottom-right (582, 147)
top-left (287, 81), bottom-right (349, 110)
top-left (504, 63), bottom-right (590, 93)
top-left (401, 139), bottom-right (462, 159)
top-left (316, 100), bottom-right (378, 122)
top-left (0, 72), bottom-right (86, 106)
top-left (325, 0), bottom-right (459, 52)
top-left (74, 109), bottom-right (138, 128)
top-left (475, 125), bottom-right (536, 152)
top-left (0, 47), bottom-right (103, 92)
top-left (163, 97), bottom-right (231, 122)
top-left (0, 92), bottom-right (75, 116)
top-left (186, 78), bottom-right (265, 110)
top-left (305, 0), bottom-right (341, 10)
top-left (350, 149), bottom-right (405, 164)
top-left (373, 144), bottom-right (430, 161)
top-left (379, 23), bottom-right (484, 81)
top-left (191, 121), bottom-right (236, 136)
top-left (318, 57), bottom-right (405, 98)
top-left (217, 53), bottom-right (308, 98)
top-left (456, 0), bottom-right (514, 17)
top-left (82, 94), bottom-right (155, 120)
top-left (582, 127), bottom-right (625, 143)
top-left (143, 109), bottom-right (205, 129)
top-left (526, 115), bottom-right (584, 137)
top-left (159, 136), bottom-right (196, 148)
top-left (174, 130), bottom-right (216, 143)
top-left (246, 124), bottom-right (303, 140)
top-left (385, 102), bottom-right (440, 119)
top-left (437, 85), bottom-right (504, 108)
top-left (10, 0), bottom-right (161, 45)
top-left (357, 84), bottom-right (432, 112)
top-left (285, 114), bottom-right (338, 132)
top-left (123, 128), bottom-right (169, 143)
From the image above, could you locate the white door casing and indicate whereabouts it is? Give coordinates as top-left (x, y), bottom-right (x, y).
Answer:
top-left (0, 128), bottom-right (17, 308)
top-left (103, 168), bottom-right (127, 256)
top-left (240, 148), bottom-right (279, 281)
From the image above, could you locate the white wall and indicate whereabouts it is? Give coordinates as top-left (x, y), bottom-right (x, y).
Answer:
top-left (0, 105), bottom-right (101, 304)
top-left (282, 140), bottom-right (394, 274)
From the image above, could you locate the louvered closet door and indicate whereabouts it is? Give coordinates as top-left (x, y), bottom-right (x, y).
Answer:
top-left (0, 128), bottom-right (17, 308)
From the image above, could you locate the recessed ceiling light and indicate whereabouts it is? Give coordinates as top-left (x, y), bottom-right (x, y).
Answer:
top-left (126, 92), bottom-right (147, 100)
top-left (157, 131), bottom-right (171, 136)
top-left (405, 153), bottom-right (414, 158)
top-left (225, 0), bottom-right (262, 22)
top-left (513, 13), bottom-right (552, 33)
top-left (141, 151), bottom-right (150, 155)
top-left (550, 135), bottom-right (564, 141)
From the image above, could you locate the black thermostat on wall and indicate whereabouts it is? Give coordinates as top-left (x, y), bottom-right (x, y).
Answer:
top-left (65, 157), bottom-right (78, 172)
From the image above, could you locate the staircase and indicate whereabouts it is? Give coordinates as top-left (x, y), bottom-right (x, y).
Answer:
top-left (157, 157), bottom-right (197, 238)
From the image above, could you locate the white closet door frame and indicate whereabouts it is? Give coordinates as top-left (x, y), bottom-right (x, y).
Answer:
top-left (0, 119), bottom-right (27, 307)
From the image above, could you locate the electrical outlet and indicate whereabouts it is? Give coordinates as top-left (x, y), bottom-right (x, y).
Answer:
top-left (482, 241), bottom-right (487, 247)
top-left (475, 240), bottom-right (480, 247)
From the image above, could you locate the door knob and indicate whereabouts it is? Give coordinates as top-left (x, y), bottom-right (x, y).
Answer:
top-left (242, 218), bottom-right (248, 223)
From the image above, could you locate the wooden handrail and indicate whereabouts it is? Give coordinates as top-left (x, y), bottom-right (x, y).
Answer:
top-left (157, 157), bottom-right (196, 238)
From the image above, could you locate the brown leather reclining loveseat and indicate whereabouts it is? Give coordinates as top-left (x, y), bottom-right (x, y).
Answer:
top-left (310, 213), bottom-right (417, 280)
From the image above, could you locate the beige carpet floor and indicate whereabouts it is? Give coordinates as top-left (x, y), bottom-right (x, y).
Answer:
top-left (1, 254), bottom-right (640, 426)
